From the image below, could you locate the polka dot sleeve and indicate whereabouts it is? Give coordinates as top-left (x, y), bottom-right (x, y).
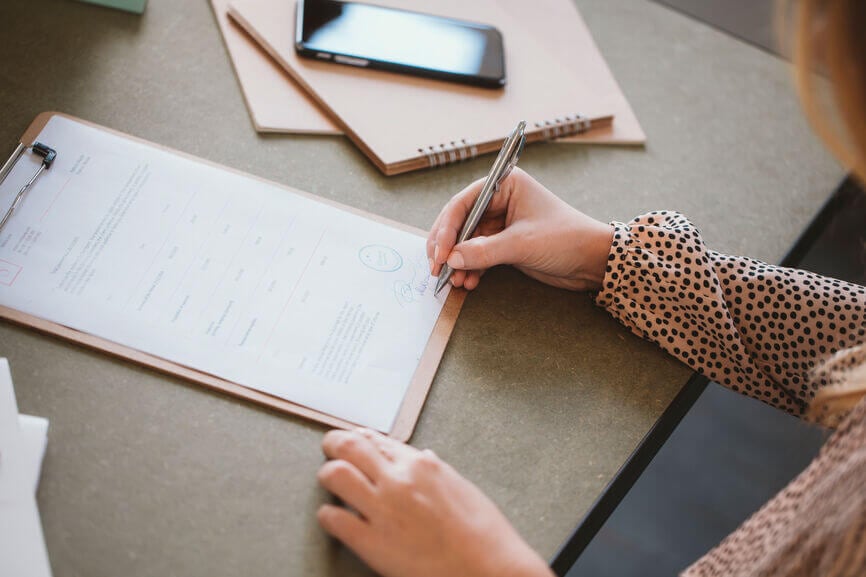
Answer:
top-left (593, 211), bottom-right (866, 416)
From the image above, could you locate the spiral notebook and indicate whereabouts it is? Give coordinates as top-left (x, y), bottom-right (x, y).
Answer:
top-left (210, 0), bottom-right (644, 144)
top-left (210, 0), bottom-right (339, 134)
top-left (228, 0), bottom-right (617, 175)
top-left (0, 112), bottom-right (465, 440)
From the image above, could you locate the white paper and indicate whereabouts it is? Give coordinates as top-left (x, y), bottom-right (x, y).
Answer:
top-left (19, 415), bottom-right (49, 494)
top-left (0, 116), bottom-right (449, 431)
top-left (0, 497), bottom-right (52, 577)
top-left (0, 358), bottom-right (20, 439)
top-left (0, 361), bottom-right (49, 494)
top-left (0, 360), bottom-right (52, 577)
top-left (0, 358), bottom-right (29, 499)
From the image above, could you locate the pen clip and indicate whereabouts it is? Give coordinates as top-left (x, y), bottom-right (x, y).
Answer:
top-left (498, 131), bottom-right (525, 186)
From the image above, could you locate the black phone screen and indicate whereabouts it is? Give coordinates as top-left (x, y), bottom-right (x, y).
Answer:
top-left (295, 0), bottom-right (506, 88)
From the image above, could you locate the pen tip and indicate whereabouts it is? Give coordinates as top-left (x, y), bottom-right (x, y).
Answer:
top-left (434, 278), bottom-right (446, 296)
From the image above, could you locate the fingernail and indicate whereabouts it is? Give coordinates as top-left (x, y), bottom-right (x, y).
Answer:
top-left (428, 258), bottom-right (434, 273)
top-left (448, 252), bottom-right (464, 269)
top-left (434, 244), bottom-right (440, 262)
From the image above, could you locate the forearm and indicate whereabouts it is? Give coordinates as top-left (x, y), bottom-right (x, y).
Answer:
top-left (594, 211), bottom-right (866, 415)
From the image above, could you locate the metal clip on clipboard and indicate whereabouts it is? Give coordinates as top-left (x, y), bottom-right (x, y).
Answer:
top-left (0, 141), bottom-right (57, 233)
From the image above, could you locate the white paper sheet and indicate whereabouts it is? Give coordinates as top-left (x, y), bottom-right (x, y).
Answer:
top-left (0, 116), bottom-right (449, 431)
top-left (0, 360), bottom-right (49, 497)
top-left (0, 497), bottom-right (52, 577)
top-left (19, 415), bottom-right (49, 494)
top-left (0, 358), bottom-right (27, 499)
top-left (0, 360), bottom-right (50, 493)
top-left (0, 359), bottom-right (52, 577)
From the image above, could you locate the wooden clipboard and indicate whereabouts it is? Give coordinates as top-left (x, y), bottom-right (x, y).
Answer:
top-left (0, 112), bottom-right (466, 441)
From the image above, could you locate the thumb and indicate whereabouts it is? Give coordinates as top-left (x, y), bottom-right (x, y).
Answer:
top-left (447, 232), bottom-right (519, 271)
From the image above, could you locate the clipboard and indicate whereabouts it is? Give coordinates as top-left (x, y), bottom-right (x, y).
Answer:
top-left (0, 112), bottom-right (466, 441)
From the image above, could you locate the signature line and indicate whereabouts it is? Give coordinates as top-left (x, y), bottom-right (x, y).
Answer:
top-left (40, 174), bottom-right (74, 222)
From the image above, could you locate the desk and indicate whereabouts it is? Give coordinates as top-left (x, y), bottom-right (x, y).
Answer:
top-left (0, 1), bottom-right (843, 575)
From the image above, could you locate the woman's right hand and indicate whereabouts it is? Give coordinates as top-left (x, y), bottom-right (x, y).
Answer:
top-left (427, 168), bottom-right (614, 291)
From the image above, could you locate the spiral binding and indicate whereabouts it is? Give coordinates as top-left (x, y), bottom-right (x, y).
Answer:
top-left (419, 138), bottom-right (479, 168)
top-left (419, 115), bottom-right (591, 168)
top-left (535, 114), bottom-right (592, 141)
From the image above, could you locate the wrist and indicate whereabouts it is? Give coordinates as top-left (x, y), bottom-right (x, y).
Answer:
top-left (577, 221), bottom-right (615, 290)
top-left (502, 550), bottom-right (555, 577)
top-left (482, 538), bottom-right (554, 577)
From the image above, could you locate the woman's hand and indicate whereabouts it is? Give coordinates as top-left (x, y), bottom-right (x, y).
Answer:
top-left (427, 168), bottom-right (614, 291)
top-left (316, 428), bottom-right (554, 577)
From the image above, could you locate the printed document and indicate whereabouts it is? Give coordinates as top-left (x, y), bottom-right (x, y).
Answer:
top-left (0, 116), bottom-right (449, 430)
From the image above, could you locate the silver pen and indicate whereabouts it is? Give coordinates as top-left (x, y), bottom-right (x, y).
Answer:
top-left (434, 121), bottom-right (526, 295)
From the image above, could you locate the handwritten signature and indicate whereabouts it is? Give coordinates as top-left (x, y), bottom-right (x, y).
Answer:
top-left (393, 257), bottom-right (433, 306)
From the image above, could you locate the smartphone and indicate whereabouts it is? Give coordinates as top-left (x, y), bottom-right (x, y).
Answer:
top-left (294, 0), bottom-right (506, 89)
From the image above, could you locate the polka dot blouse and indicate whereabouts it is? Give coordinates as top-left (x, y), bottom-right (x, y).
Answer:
top-left (594, 212), bottom-right (866, 577)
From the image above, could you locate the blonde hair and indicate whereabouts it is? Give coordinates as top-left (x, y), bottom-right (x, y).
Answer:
top-left (781, 0), bottom-right (866, 423)
top-left (809, 346), bottom-right (866, 427)
top-left (785, 0), bottom-right (866, 184)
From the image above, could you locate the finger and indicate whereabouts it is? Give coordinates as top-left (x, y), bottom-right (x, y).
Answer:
top-left (432, 222), bottom-right (462, 276)
top-left (447, 176), bottom-right (490, 217)
top-left (317, 459), bottom-right (378, 518)
top-left (356, 428), bottom-right (417, 462)
top-left (427, 209), bottom-right (448, 264)
top-left (476, 219), bottom-right (506, 238)
top-left (430, 178), bottom-right (488, 274)
top-left (440, 168), bottom-right (525, 237)
top-left (317, 504), bottom-right (373, 554)
top-left (426, 251), bottom-right (435, 275)
top-left (427, 195), bottom-right (465, 270)
top-left (463, 271), bottom-right (482, 290)
top-left (428, 189), bottom-right (470, 253)
top-left (428, 210), bottom-right (453, 272)
top-left (449, 268), bottom-right (467, 288)
top-left (447, 229), bottom-right (521, 271)
top-left (322, 429), bottom-right (387, 482)
top-left (426, 225), bottom-right (438, 271)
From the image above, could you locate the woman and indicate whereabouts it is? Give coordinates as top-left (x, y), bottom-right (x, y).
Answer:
top-left (315, 1), bottom-right (866, 576)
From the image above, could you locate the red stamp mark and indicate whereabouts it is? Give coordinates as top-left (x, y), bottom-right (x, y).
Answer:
top-left (0, 260), bottom-right (22, 287)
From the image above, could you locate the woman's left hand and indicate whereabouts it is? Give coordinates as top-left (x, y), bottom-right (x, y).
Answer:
top-left (316, 428), bottom-right (553, 577)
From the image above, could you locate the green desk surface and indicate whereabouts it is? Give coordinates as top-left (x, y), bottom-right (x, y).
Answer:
top-left (0, 1), bottom-right (842, 575)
